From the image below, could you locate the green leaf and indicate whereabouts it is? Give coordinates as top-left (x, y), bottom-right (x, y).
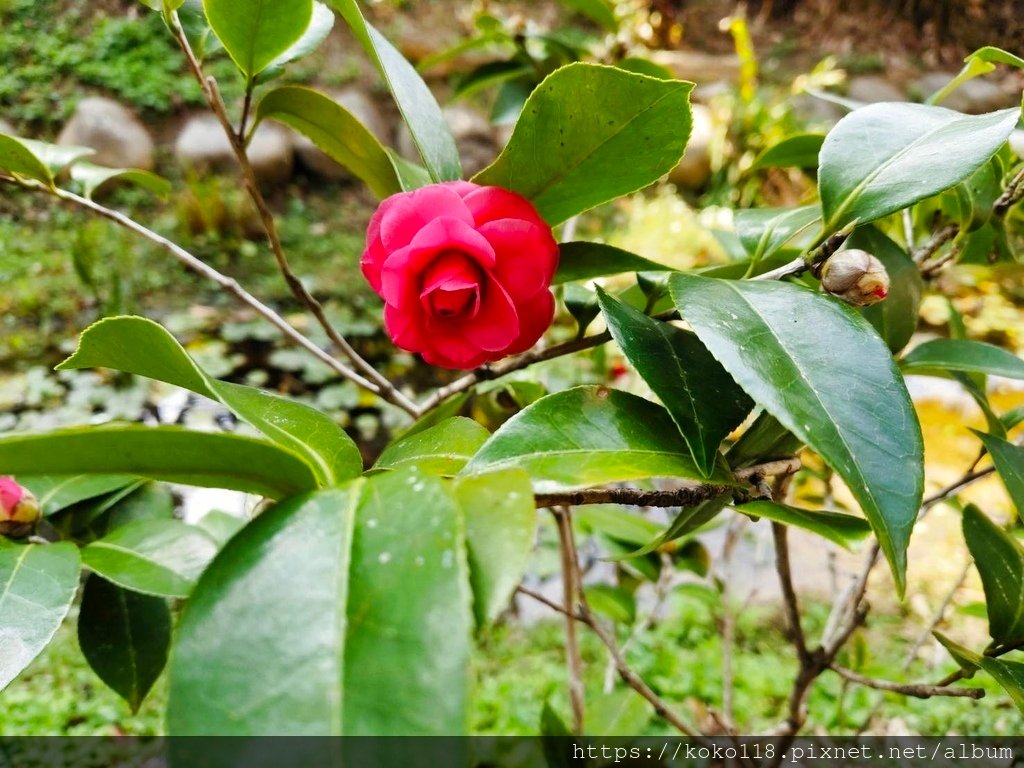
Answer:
top-left (934, 631), bottom-right (981, 675)
top-left (900, 339), bottom-right (1024, 381)
top-left (69, 163), bottom-right (171, 200)
top-left (0, 133), bottom-right (53, 185)
top-left (0, 426), bottom-right (319, 499)
top-left (734, 206), bottom-right (820, 262)
top-left (627, 494), bottom-right (730, 557)
top-left (462, 386), bottom-right (735, 492)
top-left (751, 133), bottom-right (825, 170)
top-left (727, 411), bottom-right (803, 469)
top-left (598, 290), bottom-right (752, 477)
top-left (18, 475), bottom-right (137, 517)
top-left (262, 1), bottom-right (334, 74)
top-left (962, 504), bottom-right (1024, 644)
top-left (59, 316), bottom-right (361, 486)
top-left (475, 63), bottom-right (693, 225)
top-left (0, 542), bottom-right (81, 691)
top-left (971, 432), bottom-right (1024, 517)
top-left (373, 417), bottom-right (489, 476)
top-left (557, 241), bottom-right (667, 284)
top-left (202, 0), bottom-right (313, 77)
top-left (855, 226), bottom-right (923, 354)
top-left (576, 505), bottom-right (662, 547)
top-left (168, 472), bottom-right (473, 734)
top-left (82, 519), bottom-right (219, 598)
top-left (563, 283), bottom-right (600, 335)
top-left (20, 138), bottom-right (95, 178)
top-left (584, 585), bottom-right (636, 625)
top-left (585, 689), bottom-right (651, 736)
top-left (736, 500), bottom-right (871, 549)
top-left (254, 86), bottom-right (402, 199)
top-left (329, 0), bottom-right (461, 182)
top-left (50, 482), bottom-right (174, 544)
top-left (979, 656), bottom-right (1024, 715)
top-left (455, 469), bottom-right (537, 625)
top-left (195, 510), bottom-right (247, 548)
top-left (819, 103), bottom-right (1020, 231)
top-left (561, 0), bottom-right (618, 31)
top-left (555, 242), bottom-right (669, 284)
top-left (670, 274), bottom-right (924, 594)
top-left (77, 574), bottom-right (170, 712)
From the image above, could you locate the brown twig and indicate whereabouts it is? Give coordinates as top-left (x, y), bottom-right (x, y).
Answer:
top-left (912, 223), bottom-right (960, 265)
top-left (993, 165), bottom-right (1024, 217)
top-left (830, 665), bottom-right (985, 699)
top-left (168, 12), bottom-right (418, 417)
top-left (553, 507), bottom-right (585, 734)
top-left (772, 522), bottom-right (810, 665)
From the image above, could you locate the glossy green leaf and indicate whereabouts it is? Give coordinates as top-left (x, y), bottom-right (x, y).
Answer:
top-left (855, 227), bottom-right (923, 354)
top-left (455, 469), bottom-right (537, 625)
top-left (555, 242), bottom-right (669, 284)
top-left (0, 133), bottom-right (53, 184)
top-left (49, 482), bottom-right (174, 545)
top-left (900, 339), bottom-right (1024, 381)
top-left (934, 631), bottom-right (981, 676)
top-left (928, 47), bottom-right (1024, 107)
top-left (82, 519), bottom-right (219, 598)
top-left (734, 205), bottom-right (820, 262)
top-left (576, 505), bottom-right (662, 547)
top-left (955, 157), bottom-right (1002, 233)
top-left (737, 501), bottom-right (871, 549)
top-left (727, 411), bottom-right (803, 469)
top-left (598, 290), bottom-right (752, 477)
top-left (21, 138), bottom-right (94, 178)
top-left (59, 316), bottom-right (361, 485)
top-left (69, 163), bottom-right (171, 200)
top-left (262, 1), bottom-right (334, 74)
top-left (255, 86), bottom-right (402, 199)
top-left (751, 133), bottom-right (825, 170)
top-left (584, 585), bottom-right (636, 625)
top-left (18, 475), bottom-right (137, 517)
top-left (374, 417), bottom-right (489, 476)
top-left (329, 0), bottom-right (461, 182)
top-left (819, 103), bottom-right (1020, 231)
top-left (561, 0), bottom-right (617, 31)
top-left (202, 0), bottom-right (313, 77)
top-left (168, 472), bottom-right (472, 734)
top-left (195, 510), bottom-right (247, 548)
top-left (627, 494), bottom-right (730, 557)
top-left (972, 432), bottom-right (1024, 517)
top-left (0, 426), bottom-right (319, 499)
top-left (962, 504), bottom-right (1024, 644)
top-left (463, 386), bottom-right (735, 492)
top-left (476, 63), bottom-right (693, 225)
top-left (78, 574), bottom-right (170, 712)
top-left (0, 542), bottom-right (81, 691)
top-left (670, 274), bottom-right (924, 593)
top-left (979, 656), bottom-right (1024, 715)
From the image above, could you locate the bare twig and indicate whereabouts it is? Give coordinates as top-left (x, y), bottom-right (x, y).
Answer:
top-left (772, 522), bottom-right (809, 665)
top-left (912, 223), bottom-right (959, 265)
top-left (720, 515), bottom-right (747, 729)
top-left (993, 165), bottom-right (1024, 217)
top-left (168, 12), bottom-right (418, 417)
top-left (830, 665), bottom-right (985, 699)
top-left (1, 177), bottom-right (385, 395)
top-left (553, 507), bottom-right (585, 734)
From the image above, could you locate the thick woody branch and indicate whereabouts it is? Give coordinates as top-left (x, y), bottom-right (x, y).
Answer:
top-left (830, 665), bottom-right (985, 700)
top-left (1, 177), bottom-right (385, 395)
top-left (168, 12), bottom-right (417, 417)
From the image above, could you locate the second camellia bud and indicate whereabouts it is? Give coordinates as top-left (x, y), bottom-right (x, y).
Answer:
top-left (818, 248), bottom-right (890, 307)
top-left (0, 476), bottom-right (40, 538)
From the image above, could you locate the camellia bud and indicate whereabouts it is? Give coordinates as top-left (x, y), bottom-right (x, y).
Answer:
top-left (819, 249), bottom-right (890, 307)
top-left (0, 476), bottom-right (40, 538)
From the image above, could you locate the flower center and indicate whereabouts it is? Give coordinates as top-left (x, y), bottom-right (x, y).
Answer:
top-left (419, 251), bottom-right (484, 322)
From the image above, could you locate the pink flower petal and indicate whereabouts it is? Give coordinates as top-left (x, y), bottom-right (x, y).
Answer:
top-left (379, 185), bottom-right (474, 252)
top-left (459, 274), bottom-right (519, 352)
top-left (380, 217), bottom-right (495, 306)
top-left (505, 289), bottom-right (555, 355)
top-left (479, 218), bottom-right (560, 301)
top-left (462, 186), bottom-right (549, 228)
top-left (0, 476), bottom-right (24, 516)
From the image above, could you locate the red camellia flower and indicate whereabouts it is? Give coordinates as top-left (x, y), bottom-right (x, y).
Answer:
top-left (0, 476), bottom-right (39, 537)
top-left (361, 181), bottom-right (559, 370)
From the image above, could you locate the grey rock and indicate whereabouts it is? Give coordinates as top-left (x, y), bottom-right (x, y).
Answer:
top-left (175, 115), bottom-right (294, 187)
top-left (294, 88), bottom-right (391, 181)
top-left (57, 97), bottom-right (155, 170)
top-left (669, 103), bottom-right (713, 189)
top-left (913, 72), bottom-right (1015, 114)
top-left (847, 76), bottom-right (905, 104)
top-left (398, 104), bottom-right (498, 178)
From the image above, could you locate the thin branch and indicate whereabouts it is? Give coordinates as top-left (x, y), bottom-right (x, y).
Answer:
top-left (2, 177), bottom-right (385, 395)
top-left (772, 522), bottom-right (810, 665)
top-left (553, 507), bottom-right (585, 734)
top-left (516, 585), bottom-right (580, 619)
top-left (830, 665), bottom-right (985, 700)
top-left (720, 515), bottom-right (746, 730)
top-left (993, 165), bottom-right (1024, 217)
top-left (168, 12), bottom-right (418, 417)
top-left (237, 77), bottom-right (255, 142)
top-left (912, 223), bottom-right (959, 265)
